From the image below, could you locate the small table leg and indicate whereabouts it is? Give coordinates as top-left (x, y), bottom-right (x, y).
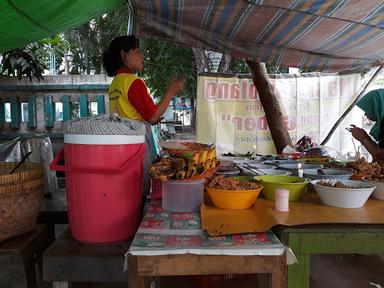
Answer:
top-left (287, 254), bottom-right (310, 288)
top-left (287, 233), bottom-right (309, 288)
top-left (271, 253), bottom-right (287, 288)
top-left (127, 255), bottom-right (145, 288)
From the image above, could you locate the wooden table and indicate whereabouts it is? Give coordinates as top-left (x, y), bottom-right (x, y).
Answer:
top-left (126, 200), bottom-right (287, 288)
top-left (273, 224), bottom-right (384, 288)
top-left (0, 225), bottom-right (51, 288)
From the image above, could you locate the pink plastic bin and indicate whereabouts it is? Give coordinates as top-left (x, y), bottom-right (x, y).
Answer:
top-left (50, 134), bottom-right (145, 244)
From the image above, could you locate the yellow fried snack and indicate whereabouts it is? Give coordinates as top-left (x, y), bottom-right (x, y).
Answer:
top-left (175, 158), bottom-right (186, 172)
top-left (204, 159), bottom-right (212, 171)
top-left (207, 148), bottom-right (216, 161)
top-left (185, 166), bottom-right (197, 178)
top-left (198, 150), bottom-right (208, 165)
top-left (186, 158), bottom-right (196, 170)
top-left (176, 170), bottom-right (186, 180)
top-left (192, 152), bottom-right (200, 163)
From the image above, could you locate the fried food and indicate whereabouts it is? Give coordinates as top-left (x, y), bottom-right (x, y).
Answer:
top-left (207, 175), bottom-right (262, 190)
top-left (346, 160), bottom-right (381, 179)
top-left (150, 144), bottom-right (218, 181)
top-left (317, 180), bottom-right (352, 188)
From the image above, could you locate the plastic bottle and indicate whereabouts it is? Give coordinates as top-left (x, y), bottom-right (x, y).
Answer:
top-left (297, 162), bottom-right (304, 178)
top-left (275, 188), bottom-right (289, 212)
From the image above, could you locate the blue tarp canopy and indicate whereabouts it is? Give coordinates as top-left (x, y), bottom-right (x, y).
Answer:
top-left (1, 0), bottom-right (384, 72)
top-left (133, 0), bottom-right (384, 72)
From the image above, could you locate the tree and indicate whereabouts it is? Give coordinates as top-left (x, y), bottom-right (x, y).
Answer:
top-left (140, 39), bottom-right (196, 100)
top-left (64, 9), bottom-right (130, 75)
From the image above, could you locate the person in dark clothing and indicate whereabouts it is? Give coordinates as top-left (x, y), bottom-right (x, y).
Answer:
top-left (348, 89), bottom-right (384, 161)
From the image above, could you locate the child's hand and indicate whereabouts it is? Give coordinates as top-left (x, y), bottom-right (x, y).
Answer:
top-left (168, 77), bottom-right (185, 95)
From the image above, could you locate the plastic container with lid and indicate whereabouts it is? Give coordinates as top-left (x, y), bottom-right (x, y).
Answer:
top-left (162, 178), bottom-right (205, 212)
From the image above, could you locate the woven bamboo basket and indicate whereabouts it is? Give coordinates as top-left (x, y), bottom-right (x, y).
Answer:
top-left (0, 162), bottom-right (44, 242)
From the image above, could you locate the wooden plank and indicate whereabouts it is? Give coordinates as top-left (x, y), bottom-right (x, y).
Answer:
top-left (79, 95), bottom-right (88, 118)
top-left (10, 95), bottom-right (20, 128)
top-left (136, 254), bottom-right (285, 276)
top-left (275, 224), bottom-right (384, 234)
top-left (45, 95), bottom-right (55, 128)
top-left (97, 95), bottom-right (105, 115)
top-left (61, 95), bottom-right (72, 121)
top-left (27, 96), bottom-right (37, 128)
top-left (298, 231), bottom-right (384, 254)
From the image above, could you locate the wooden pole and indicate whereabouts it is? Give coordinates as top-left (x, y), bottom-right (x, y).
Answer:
top-left (247, 61), bottom-right (293, 153)
top-left (320, 66), bottom-right (383, 146)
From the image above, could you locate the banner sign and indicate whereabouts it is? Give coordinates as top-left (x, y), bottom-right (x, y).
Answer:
top-left (196, 73), bottom-right (362, 155)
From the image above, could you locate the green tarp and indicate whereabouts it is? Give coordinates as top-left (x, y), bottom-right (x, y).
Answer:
top-left (0, 0), bottom-right (124, 52)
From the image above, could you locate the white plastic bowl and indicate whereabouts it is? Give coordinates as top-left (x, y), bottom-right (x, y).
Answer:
top-left (257, 169), bottom-right (291, 176)
top-left (311, 179), bottom-right (376, 208)
top-left (303, 168), bottom-right (353, 181)
top-left (278, 163), bottom-right (322, 170)
top-left (246, 163), bottom-right (276, 169)
top-left (364, 178), bottom-right (384, 200)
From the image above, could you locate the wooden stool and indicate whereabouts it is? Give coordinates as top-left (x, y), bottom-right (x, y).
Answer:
top-left (43, 228), bottom-right (131, 284)
top-left (0, 225), bottom-right (50, 288)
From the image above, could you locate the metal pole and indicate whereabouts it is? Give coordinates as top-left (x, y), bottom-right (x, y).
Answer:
top-left (64, 57), bottom-right (69, 75)
top-left (127, 0), bottom-right (134, 35)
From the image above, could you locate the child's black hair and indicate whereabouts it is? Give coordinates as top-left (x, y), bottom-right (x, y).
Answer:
top-left (102, 35), bottom-right (139, 76)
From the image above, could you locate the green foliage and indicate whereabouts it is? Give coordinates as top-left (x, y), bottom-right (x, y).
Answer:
top-left (266, 64), bottom-right (289, 74)
top-left (228, 58), bottom-right (250, 74)
top-left (228, 58), bottom-right (289, 74)
top-left (0, 43), bottom-right (47, 80)
top-left (140, 38), bottom-right (196, 100)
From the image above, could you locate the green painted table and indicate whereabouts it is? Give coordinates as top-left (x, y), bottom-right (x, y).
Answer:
top-left (273, 224), bottom-right (384, 288)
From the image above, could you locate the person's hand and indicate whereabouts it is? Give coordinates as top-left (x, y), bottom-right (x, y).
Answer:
top-left (168, 77), bottom-right (185, 95)
top-left (347, 125), bottom-right (370, 142)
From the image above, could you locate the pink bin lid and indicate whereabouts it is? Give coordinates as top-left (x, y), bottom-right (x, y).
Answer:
top-left (64, 134), bottom-right (145, 145)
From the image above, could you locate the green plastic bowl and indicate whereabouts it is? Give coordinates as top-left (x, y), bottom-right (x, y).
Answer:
top-left (254, 175), bottom-right (310, 201)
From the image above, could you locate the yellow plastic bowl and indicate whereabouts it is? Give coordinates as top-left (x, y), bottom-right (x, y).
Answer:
top-left (205, 184), bottom-right (263, 209)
